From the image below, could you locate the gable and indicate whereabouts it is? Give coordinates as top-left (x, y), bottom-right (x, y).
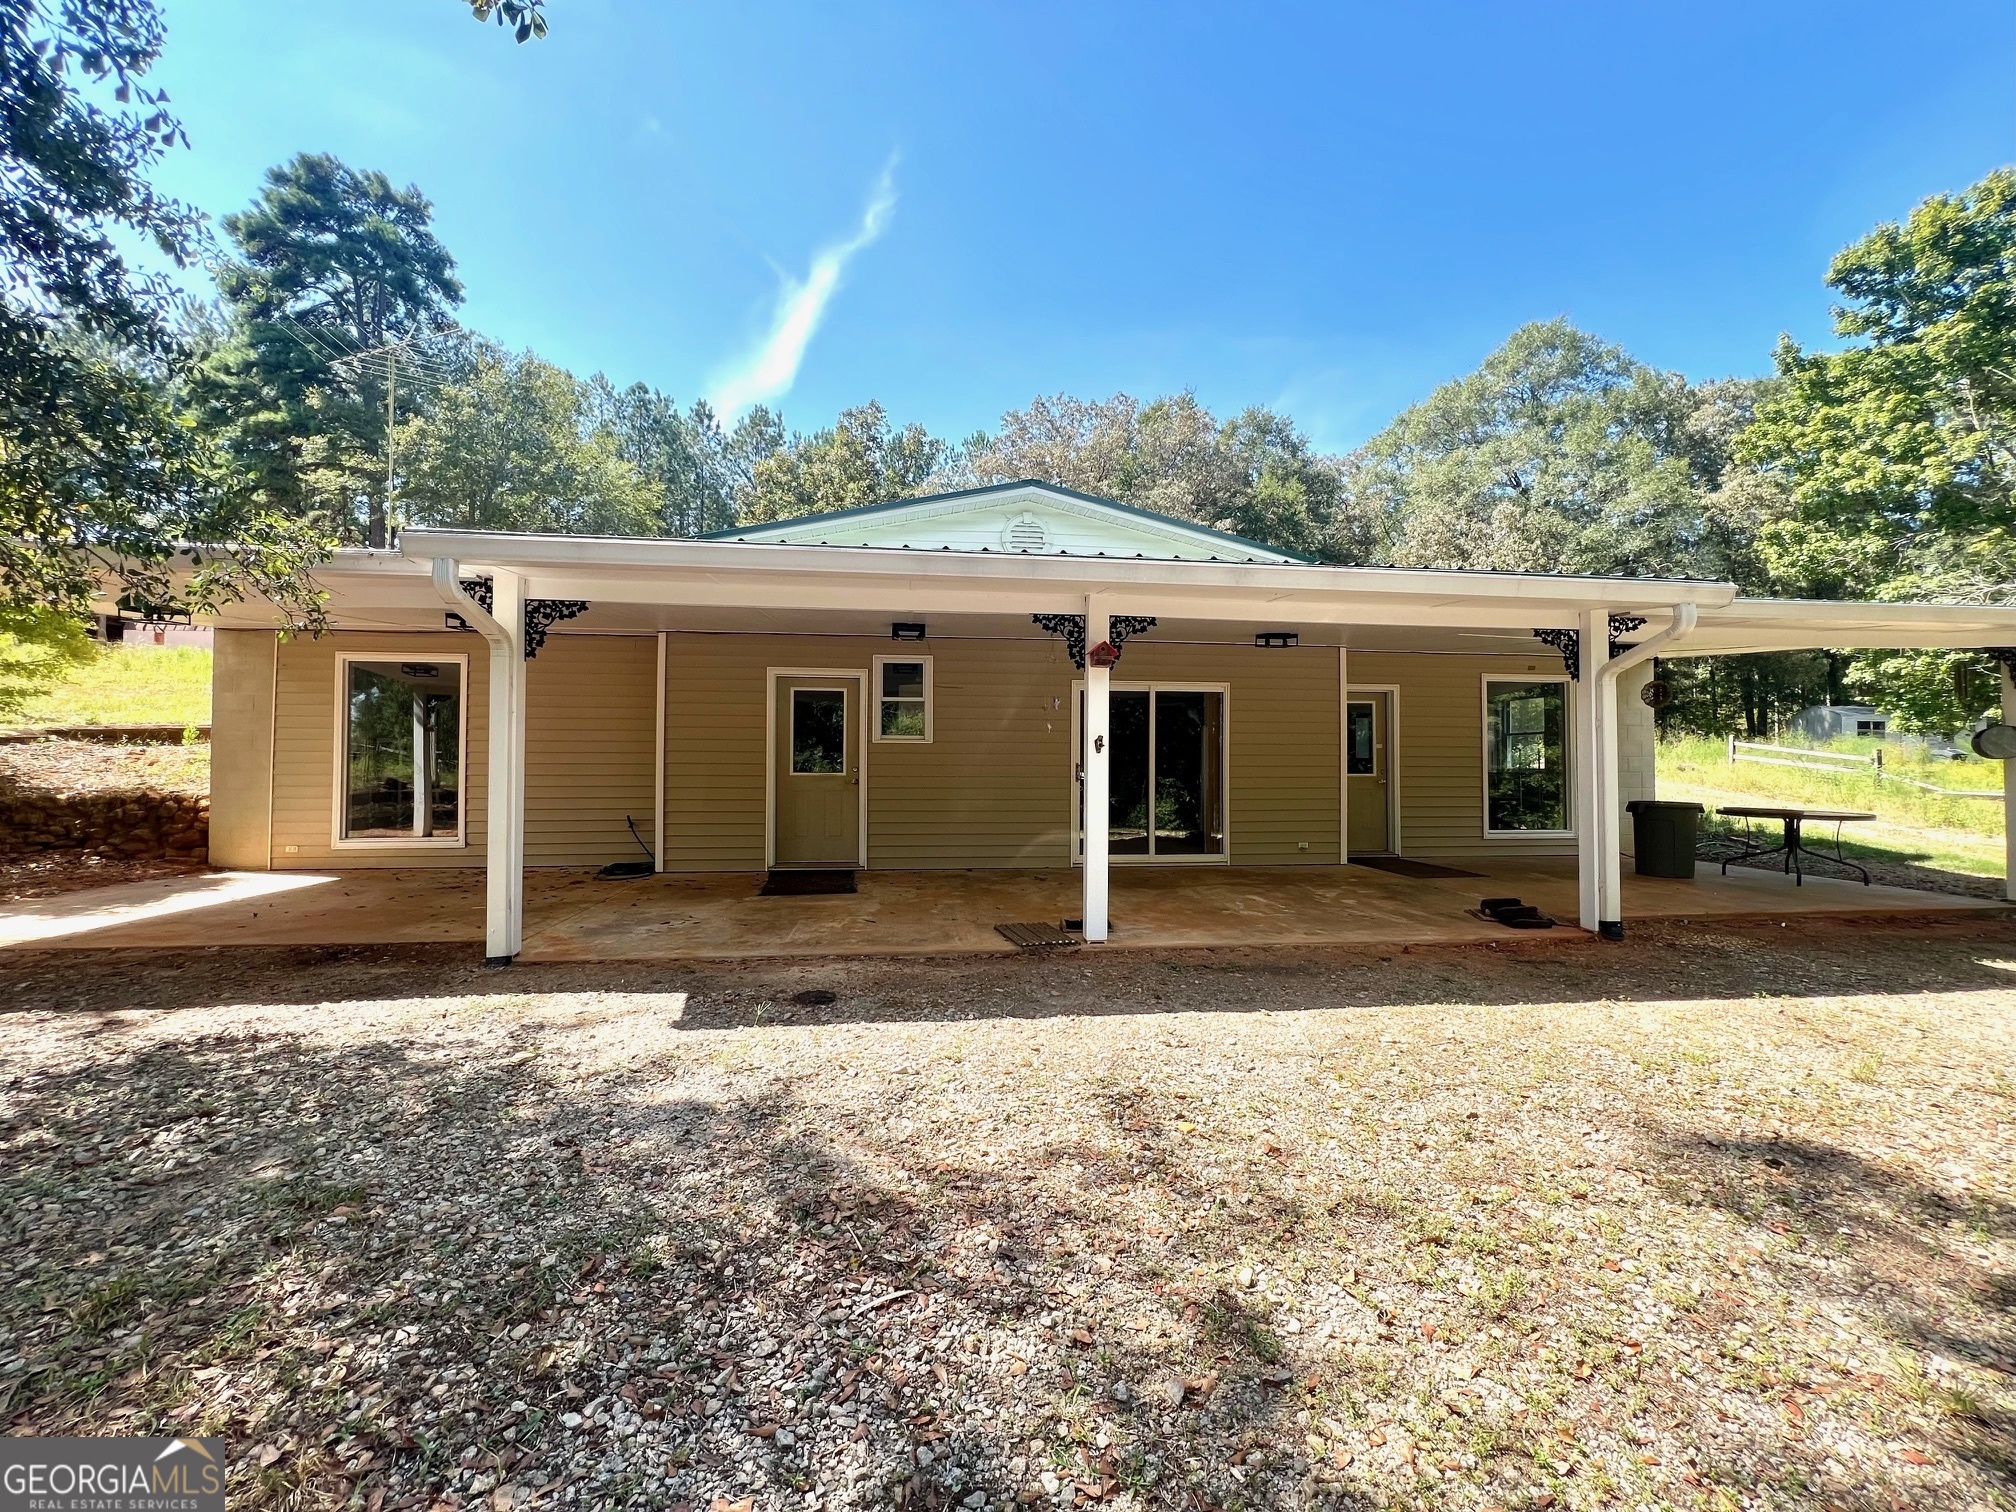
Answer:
top-left (703, 481), bottom-right (1307, 563)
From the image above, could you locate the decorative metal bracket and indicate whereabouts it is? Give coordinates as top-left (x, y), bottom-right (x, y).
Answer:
top-left (1984, 648), bottom-right (2016, 676)
top-left (1608, 614), bottom-right (1647, 660)
top-left (1532, 627), bottom-right (1580, 681)
top-left (1032, 613), bottom-right (1157, 669)
top-left (524, 599), bottom-right (589, 658)
top-left (1534, 617), bottom-right (1651, 679)
top-left (452, 577), bottom-right (588, 658)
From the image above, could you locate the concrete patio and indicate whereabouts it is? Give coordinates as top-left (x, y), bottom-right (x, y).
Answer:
top-left (0, 859), bottom-right (2000, 959)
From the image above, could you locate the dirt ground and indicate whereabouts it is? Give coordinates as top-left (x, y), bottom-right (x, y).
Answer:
top-left (1, 921), bottom-right (2011, 1512)
top-left (0, 852), bottom-right (210, 902)
top-left (0, 736), bottom-right (210, 797)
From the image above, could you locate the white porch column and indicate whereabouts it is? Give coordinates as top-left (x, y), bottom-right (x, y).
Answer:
top-left (1596, 649), bottom-right (1624, 935)
top-left (2004, 665), bottom-right (2016, 904)
top-left (1082, 597), bottom-right (1111, 943)
top-left (1572, 607), bottom-right (1616, 936)
top-left (485, 570), bottom-right (528, 963)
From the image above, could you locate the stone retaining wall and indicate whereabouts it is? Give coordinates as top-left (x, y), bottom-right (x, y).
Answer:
top-left (0, 788), bottom-right (209, 861)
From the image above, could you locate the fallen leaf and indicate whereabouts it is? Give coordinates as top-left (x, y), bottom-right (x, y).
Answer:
top-left (747, 1423), bottom-right (778, 1439)
top-left (1899, 1448), bottom-right (1932, 1465)
top-left (1368, 1429), bottom-right (1386, 1447)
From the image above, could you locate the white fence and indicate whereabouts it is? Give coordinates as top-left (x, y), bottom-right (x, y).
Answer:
top-left (1726, 736), bottom-right (2003, 799)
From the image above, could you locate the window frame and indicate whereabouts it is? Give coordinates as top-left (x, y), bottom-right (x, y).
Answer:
top-left (870, 654), bottom-right (934, 744)
top-left (330, 650), bottom-right (470, 850)
top-left (1479, 673), bottom-right (1575, 839)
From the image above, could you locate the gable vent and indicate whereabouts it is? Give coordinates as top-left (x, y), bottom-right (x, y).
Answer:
top-left (1001, 512), bottom-right (1049, 553)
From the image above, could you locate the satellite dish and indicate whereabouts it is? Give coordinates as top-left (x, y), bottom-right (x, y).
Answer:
top-left (1971, 724), bottom-right (2016, 760)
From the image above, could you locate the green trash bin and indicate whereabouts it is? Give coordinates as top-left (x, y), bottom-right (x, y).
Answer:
top-left (1626, 800), bottom-right (1703, 878)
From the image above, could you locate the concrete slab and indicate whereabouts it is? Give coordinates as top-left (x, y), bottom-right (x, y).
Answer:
top-left (1, 857), bottom-right (2000, 959)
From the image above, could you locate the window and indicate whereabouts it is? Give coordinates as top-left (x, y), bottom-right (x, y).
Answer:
top-left (1077, 685), bottom-right (1227, 859)
top-left (791, 688), bottom-right (848, 773)
top-left (872, 655), bottom-right (933, 742)
top-left (1483, 677), bottom-right (1569, 834)
top-left (339, 657), bottom-right (464, 843)
top-left (1855, 719), bottom-right (1885, 737)
top-left (1346, 702), bottom-right (1377, 775)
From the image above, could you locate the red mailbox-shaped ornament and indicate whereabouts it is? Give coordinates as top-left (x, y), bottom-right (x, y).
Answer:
top-left (1086, 640), bottom-right (1121, 668)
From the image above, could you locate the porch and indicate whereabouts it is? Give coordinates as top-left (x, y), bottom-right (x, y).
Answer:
top-left (2, 858), bottom-right (1997, 958)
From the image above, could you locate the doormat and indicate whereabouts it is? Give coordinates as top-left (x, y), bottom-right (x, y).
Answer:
top-left (1352, 856), bottom-right (1484, 879)
top-left (760, 870), bottom-right (857, 896)
top-left (996, 922), bottom-right (1082, 950)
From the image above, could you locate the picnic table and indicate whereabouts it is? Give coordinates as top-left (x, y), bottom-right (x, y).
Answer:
top-left (1712, 805), bottom-right (1876, 887)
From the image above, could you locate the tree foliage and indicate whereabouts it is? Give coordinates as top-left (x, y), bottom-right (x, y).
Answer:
top-left (738, 402), bottom-right (946, 525)
top-left (0, 0), bottom-right (329, 635)
top-left (1352, 320), bottom-right (1781, 581)
top-left (1740, 168), bottom-right (2016, 730)
top-left (198, 152), bottom-right (464, 547)
top-left (394, 342), bottom-right (658, 536)
top-left (950, 391), bottom-right (1350, 560)
top-left (588, 381), bottom-right (781, 537)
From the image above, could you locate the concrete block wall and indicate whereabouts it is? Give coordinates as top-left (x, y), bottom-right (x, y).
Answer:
top-left (1617, 661), bottom-right (1658, 854)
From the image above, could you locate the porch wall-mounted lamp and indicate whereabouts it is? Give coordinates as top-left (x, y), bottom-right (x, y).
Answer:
top-left (891, 622), bottom-right (927, 641)
top-left (1255, 631), bottom-right (1299, 649)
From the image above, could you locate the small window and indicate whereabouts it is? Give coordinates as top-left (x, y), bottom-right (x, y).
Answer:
top-left (790, 689), bottom-right (847, 773)
top-left (872, 655), bottom-right (933, 742)
top-left (1856, 719), bottom-right (1884, 736)
top-left (1484, 678), bottom-right (1569, 833)
top-left (1346, 702), bottom-right (1376, 775)
top-left (341, 658), bottom-right (464, 841)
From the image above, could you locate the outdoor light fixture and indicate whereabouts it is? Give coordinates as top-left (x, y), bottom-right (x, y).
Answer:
top-left (444, 612), bottom-right (470, 632)
top-left (891, 622), bottom-right (927, 641)
top-left (1255, 631), bottom-right (1299, 649)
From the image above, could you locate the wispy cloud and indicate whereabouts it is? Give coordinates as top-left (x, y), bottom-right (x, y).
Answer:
top-left (708, 159), bottom-right (898, 417)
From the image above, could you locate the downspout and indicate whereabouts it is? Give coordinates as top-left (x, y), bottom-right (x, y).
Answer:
top-left (1593, 603), bottom-right (1698, 938)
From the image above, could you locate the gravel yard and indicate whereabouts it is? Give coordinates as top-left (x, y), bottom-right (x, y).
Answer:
top-left (1, 921), bottom-right (2012, 1512)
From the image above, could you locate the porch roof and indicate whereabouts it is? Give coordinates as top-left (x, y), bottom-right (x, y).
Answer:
top-left (187, 527), bottom-right (2016, 654)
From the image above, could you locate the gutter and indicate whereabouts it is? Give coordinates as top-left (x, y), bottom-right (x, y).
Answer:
top-left (429, 557), bottom-right (508, 651)
top-left (1603, 602), bottom-right (1698, 682)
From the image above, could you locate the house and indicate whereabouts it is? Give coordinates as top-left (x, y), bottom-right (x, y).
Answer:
top-left (1790, 703), bottom-right (1889, 742)
top-left (197, 480), bottom-right (2016, 962)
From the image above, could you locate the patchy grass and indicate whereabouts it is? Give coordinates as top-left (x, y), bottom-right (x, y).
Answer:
top-left (1, 925), bottom-right (2011, 1511)
top-left (1659, 733), bottom-right (2004, 837)
top-left (9, 644), bottom-right (211, 727)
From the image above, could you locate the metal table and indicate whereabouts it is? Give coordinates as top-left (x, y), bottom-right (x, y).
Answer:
top-left (1712, 805), bottom-right (1876, 886)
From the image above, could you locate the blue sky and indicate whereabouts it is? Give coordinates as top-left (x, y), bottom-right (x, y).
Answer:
top-left (148, 0), bottom-right (2010, 452)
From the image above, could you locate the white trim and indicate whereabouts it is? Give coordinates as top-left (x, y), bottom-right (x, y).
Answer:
top-left (329, 650), bottom-right (470, 850)
top-left (707, 483), bottom-right (1305, 564)
top-left (1068, 679), bottom-right (1233, 866)
top-left (1480, 672), bottom-right (1576, 839)
top-left (764, 667), bottom-right (869, 870)
top-left (1337, 648), bottom-right (1347, 863)
top-left (870, 653), bottom-right (934, 743)
top-left (653, 631), bottom-right (667, 872)
top-left (1345, 683), bottom-right (1403, 855)
top-left (265, 632), bottom-right (279, 869)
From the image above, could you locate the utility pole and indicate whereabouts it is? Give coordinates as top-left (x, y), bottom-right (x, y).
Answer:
top-left (385, 346), bottom-right (397, 545)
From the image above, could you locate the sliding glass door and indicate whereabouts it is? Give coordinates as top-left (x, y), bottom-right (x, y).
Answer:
top-left (1077, 686), bottom-right (1226, 860)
